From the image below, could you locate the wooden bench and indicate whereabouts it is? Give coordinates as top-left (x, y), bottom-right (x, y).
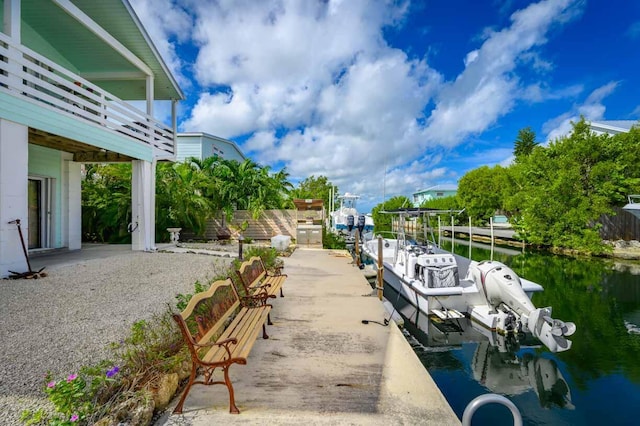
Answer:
top-left (172, 278), bottom-right (272, 414)
top-left (236, 256), bottom-right (287, 300)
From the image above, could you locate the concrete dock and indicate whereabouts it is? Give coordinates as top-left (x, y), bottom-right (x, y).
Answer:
top-left (157, 248), bottom-right (460, 425)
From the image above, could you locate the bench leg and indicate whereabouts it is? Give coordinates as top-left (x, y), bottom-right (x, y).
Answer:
top-left (280, 287), bottom-right (284, 297)
top-left (262, 323), bottom-right (270, 339)
top-left (224, 366), bottom-right (240, 414)
top-left (267, 312), bottom-right (273, 326)
top-left (173, 364), bottom-right (197, 414)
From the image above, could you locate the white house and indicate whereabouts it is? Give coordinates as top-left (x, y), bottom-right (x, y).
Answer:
top-left (0, 0), bottom-right (184, 277)
top-left (589, 120), bottom-right (637, 135)
top-left (176, 132), bottom-right (245, 163)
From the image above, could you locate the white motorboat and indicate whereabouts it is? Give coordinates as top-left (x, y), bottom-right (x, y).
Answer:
top-left (623, 194), bottom-right (640, 219)
top-left (361, 210), bottom-right (576, 353)
top-left (330, 192), bottom-right (374, 234)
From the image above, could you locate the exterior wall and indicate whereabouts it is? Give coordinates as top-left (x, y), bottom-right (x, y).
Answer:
top-left (176, 133), bottom-right (245, 163)
top-left (0, 119), bottom-right (29, 276)
top-left (28, 144), bottom-right (63, 248)
top-left (203, 138), bottom-right (244, 162)
top-left (0, 93), bottom-right (154, 162)
top-left (175, 135), bottom-right (202, 162)
top-left (62, 153), bottom-right (82, 250)
top-left (413, 189), bottom-right (458, 206)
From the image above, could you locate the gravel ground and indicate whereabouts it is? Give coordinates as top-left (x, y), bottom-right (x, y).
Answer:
top-left (0, 250), bottom-right (233, 426)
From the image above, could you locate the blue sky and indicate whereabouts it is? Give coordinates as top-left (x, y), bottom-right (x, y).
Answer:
top-left (130, 0), bottom-right (640, 213)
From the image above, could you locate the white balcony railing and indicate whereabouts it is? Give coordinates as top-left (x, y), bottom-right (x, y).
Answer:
top-left (0, 32), bottom-right (175, 157)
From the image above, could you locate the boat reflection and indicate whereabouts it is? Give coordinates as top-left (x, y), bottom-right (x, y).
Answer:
top-left (406, 311), bottom-right (574, 410)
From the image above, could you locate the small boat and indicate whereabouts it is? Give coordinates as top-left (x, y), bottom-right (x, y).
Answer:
top-left (330, 193), bottom-right (374, 235)
top-left (362, 209), bottom-right (576, 353)
top-left (623, 195), bottom-right (640, 219)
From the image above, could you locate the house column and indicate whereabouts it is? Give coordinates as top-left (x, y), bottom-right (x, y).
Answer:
top-left (0, 119), bottom-right (28, 277)
top-left (61, 154), bottom-right (82, 250)
top-left (131, 159), bottom-right (155, 251)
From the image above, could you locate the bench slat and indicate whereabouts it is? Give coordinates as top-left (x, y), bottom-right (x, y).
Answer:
top-left (204, 306), bottom-right (271, 363)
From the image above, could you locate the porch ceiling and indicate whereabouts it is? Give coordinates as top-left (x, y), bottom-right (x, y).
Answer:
top-left (20, 0), bottom-right (183, 100)
top-left (29, 128), bottom-right (134, 162)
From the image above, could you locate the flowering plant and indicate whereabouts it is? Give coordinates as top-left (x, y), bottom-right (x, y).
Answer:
top-left (21, 365), bottom-right (120, 425)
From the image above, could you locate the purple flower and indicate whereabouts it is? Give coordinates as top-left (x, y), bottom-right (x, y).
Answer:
top-left (70, 414), bottom-right (79, 422)
top-left (106, 366), bottom-right (120, 378)
top-left (67, 374), bottom-right (78, 382)
top-left (47, 381), bottom-right (56, 388)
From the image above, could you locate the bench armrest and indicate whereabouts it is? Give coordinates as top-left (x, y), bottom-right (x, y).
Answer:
top-left (240, 293), bottom-right (275, 308)
top-left (194, 337), bottom-right (238, 349)
top-left (266, 271), bottom-right (287, 278)
top-left (195, 337), bottom-right (238, 359)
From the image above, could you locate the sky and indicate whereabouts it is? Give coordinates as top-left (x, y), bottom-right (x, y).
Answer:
top-left (129, 0), bottom-right (640, 213)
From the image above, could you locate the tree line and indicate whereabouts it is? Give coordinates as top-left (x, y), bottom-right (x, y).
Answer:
top-left (370, 118), bottom-right (640, 255)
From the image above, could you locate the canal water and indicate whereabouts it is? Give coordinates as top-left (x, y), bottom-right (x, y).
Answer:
top-left (385, 242), bottom-right (640, 425)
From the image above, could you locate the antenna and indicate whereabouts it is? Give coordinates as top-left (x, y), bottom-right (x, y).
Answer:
top-left (382, 162), bottom-right (387, 207)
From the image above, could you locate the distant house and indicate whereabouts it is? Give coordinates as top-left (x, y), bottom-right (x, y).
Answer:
top-left (589, 120), bottom-right (637, 135)
top-left (0, 0), bottom-right (184, 277)
top-left (176, 133), bottom-right (245, 163)
top-left (412, 184), bottom-right (458, 207)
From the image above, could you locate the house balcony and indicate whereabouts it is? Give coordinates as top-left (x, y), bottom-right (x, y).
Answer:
top-left (0, 31), bottom-right (175, 161)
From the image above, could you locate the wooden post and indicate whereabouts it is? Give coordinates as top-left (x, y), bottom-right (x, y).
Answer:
top-left (377, 236), bottom-right (384, 301)
top-left (468, 216), bottom-right (472, 259)
top-left (438, 216), bottom-right (441, 246)
top-left (451, 215), bottom-right (454, 251)
top-left (355, 230), bottom-right (361, 267)
top-left (490, 216), bottom-right (495, 261)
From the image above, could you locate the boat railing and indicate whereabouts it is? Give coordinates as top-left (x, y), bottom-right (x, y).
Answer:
top-left (627, 195), bottom-right (640, 204)
top-left (462, 393), bottom-right (522, 426)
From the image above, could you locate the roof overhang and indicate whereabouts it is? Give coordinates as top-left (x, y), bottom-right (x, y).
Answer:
top-left (18, 0), bottom-right (184, 100)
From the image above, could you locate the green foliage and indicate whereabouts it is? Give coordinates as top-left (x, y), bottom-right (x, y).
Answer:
top-left (513, 126), bottom-right (538, 162)
top-left (457, 118), bottom-right (640, 253)
top-left (419, 195), bottom-right (460, 211)
top-left (155, 162), bottom-right (215, 237)
top-left (21, 307), bottom-right (191, 425)
top-left (288, 175), bottom-right (337, 211)
top-left (242, 246), bottom-right (282, 271)
top-left (82, 158), bottom-right (294, 243)
top-left (110, 310), bottom-right (186, 383)
top-left (21, 362), bottom-right (121, 425)
top-left (175, 280), bottom-right (207, 311)
top-left (323, 228), bottom-right (347, 249)
top-left (458, 165), bottom-right (511, 225)
top-left (209, 158), bottom-right (293, 220)
top-left (82, 164), bottom-right (132, 243)
top-left (371, 195), bottom-right (412, 235)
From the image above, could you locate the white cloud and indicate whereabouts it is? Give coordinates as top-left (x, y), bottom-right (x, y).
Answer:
top-left (132, 0), bottom-right (585, 210)
top-left (129, 0), bottom-right (193, 89)
top-left (521, 83), bottom-right (583, 103)
top-left (542, 81), bottom-right (619, 142)
top-left (424, 0), bottom-right (583, 147)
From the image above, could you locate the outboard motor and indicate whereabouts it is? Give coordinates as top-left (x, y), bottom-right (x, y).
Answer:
top-left (347, 214), bottom-right (355, 232)
top-left (357, 215), bottom-right (366, 235)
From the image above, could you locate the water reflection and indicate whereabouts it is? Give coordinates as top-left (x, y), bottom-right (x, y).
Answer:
top-left (410, 240), bottom-right (640, 424)
top-left (403, 311), bottom-right (574, 412)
